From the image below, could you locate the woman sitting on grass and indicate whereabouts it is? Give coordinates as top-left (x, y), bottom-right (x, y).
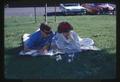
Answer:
top-left (51, 22), bottom-right (83, 53)
top-left (23, 23), bottom-right (54, 53)
top-left (51, 21), bottom-right (99, 54)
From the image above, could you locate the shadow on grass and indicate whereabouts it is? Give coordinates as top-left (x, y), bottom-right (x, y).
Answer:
top-left (5, 46), bottom-right (23, 56)
top-left (4, 46), bottom-right (116, 79)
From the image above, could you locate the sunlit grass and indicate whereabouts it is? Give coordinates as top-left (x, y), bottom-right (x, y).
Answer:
top-left (4, 15), bottom-right (116, 79)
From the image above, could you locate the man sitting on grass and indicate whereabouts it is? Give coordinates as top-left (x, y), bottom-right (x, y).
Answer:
top-left (23, 23), bottom-right (54, 54)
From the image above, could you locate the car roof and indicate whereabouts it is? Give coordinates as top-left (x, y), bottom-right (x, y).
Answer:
top-left (62, 3), bottom-right (80, 6)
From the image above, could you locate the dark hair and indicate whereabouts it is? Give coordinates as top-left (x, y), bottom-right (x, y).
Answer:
top-left (39, 23), bottom-right (51, 32)
top-left (57, 22), bottom-right (73, 33)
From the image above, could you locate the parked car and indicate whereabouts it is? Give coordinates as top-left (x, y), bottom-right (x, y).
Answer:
top-left (60, 3), bottom-right (87, 15)
top-left (81, 3), bottom-right (101, 15)
top-left (97, 3), bottom-right (116, 15)
top-left (81, 3), bottom-right (116, 15)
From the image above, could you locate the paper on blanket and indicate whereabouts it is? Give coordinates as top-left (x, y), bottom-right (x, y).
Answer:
top-left (79, 38), bottom-right (100, 50)
top-left (80, 46), bottom-right (100, 50)
top-left (23, 33), bottom-right (30, 42)
top-left (80, 38), bottom-right (94, 46)
top-left (19, 49), bottom-right (64, 56)
top-left (19, 50), bottom-right (39, 56)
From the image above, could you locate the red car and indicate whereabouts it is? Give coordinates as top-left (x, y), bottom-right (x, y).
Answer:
top-left (81, 3), bottom-right (116, 15)
top-left (81, 3), bottom-right (100, 14)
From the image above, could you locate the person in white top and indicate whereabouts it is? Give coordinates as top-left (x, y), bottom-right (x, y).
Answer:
top-left (51, 22), bottom-right (83, 53)
top-left (51, 21), bottom-right (99, 54)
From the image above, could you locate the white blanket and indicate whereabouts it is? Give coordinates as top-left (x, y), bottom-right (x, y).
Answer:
top-left (19, 33), bottom-right (100, 56)
top-left (51, 31), bottom-right (100, 53)
top-left (19, 49), bottom-right (64, 56)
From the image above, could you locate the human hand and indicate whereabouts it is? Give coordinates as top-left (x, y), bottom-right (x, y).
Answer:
top-left (39, 48), bottom-right (48, 55)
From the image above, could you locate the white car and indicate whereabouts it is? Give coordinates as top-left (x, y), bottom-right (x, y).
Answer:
top-left (60, 3), bottom-right (87, 15)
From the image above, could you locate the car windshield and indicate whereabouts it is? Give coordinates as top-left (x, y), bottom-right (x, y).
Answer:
top-left (64, 3), bottom-right (79, 6)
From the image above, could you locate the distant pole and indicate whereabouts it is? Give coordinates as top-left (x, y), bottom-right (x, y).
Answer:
top-left (45, 3), bottom-right (47, 24)
top-left (55, 3), bottom-right (57, 22)
top-left (34, 7), bottom-right (37, 23)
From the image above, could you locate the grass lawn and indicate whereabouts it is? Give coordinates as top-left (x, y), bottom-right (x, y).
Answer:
top-left (4, 15), bottom-right (116, 79)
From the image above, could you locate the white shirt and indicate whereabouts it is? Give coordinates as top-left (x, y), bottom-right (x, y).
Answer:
top-left (52, 31), bottom-right (83, 53)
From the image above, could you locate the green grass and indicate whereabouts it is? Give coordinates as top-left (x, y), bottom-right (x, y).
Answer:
top-left (4, 15), bottom-right (116, 79)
